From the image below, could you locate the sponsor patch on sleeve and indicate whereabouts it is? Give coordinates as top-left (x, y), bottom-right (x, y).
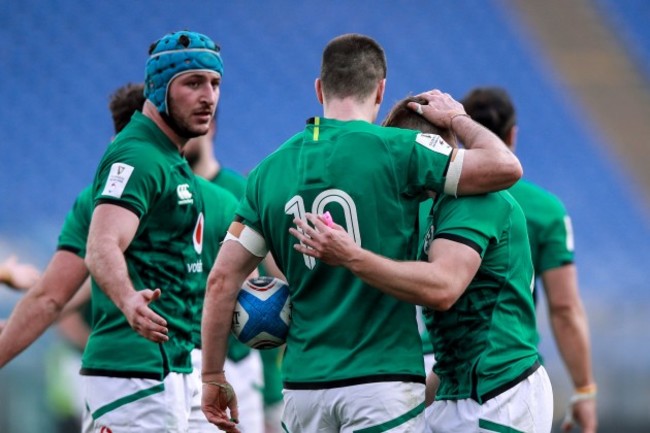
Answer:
top-left (415, 133), bottom-right (452, 156)
top-left (101, 163), bottom-right (134, 198)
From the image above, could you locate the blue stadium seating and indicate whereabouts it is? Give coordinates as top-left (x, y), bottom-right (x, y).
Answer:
top-left (2, 0), bottom-right (648, 296)
top-left (595, 0), bottom-right (650, 78)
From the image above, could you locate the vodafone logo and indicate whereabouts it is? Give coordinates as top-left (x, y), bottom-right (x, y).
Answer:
top-left (193, 212), bottom-right (204, 255)
top-left (99, 426), bottom-right (113, 433)
top-left (187, 212), bottom-right (205, 273)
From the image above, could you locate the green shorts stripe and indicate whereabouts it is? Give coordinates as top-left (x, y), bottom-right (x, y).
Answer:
top-left (354, 402), bottom-right (425, 433)
top-left (478, 418), bottom-right (525, 433)
top-left (91, 383), bottom-right (165, 420)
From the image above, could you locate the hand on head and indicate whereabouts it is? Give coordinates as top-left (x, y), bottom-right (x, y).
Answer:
top-left (409, 89), bottom-right (468, 129)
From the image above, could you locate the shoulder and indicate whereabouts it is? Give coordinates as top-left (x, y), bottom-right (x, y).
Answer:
top-left (247, 134), bottom-right (300, 179)
top-left (213, 167), bottom-right (247, 195)
top-left (442, 190), bottom-right (512, 207)
top-left (437, 191), bottom-right (517, 220)
top-left (218, 167), bottom-right (246, 182)
top-left (197, 176), bottom-right (238, 204)
top-left (509, 179), bottom-right (568, 214)
top-left (101, 136), bottom-right (165, 169)
top-left (74, 184), bottom-right (94, 204)
top-left (71, 185), bottom-right (95, 215)
top-left (99, 132), bottom-right (176, 182)
top-left (353, 123), bottom-right (417, 145)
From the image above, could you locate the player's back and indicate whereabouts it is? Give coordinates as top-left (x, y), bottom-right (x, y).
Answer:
top-left (508, 179), bottom-right (573, 279)
top-left (238, 117), bottom-right (451, 387)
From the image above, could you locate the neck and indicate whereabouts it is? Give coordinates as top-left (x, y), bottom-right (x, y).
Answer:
top-left (142, 101), bottom-right (188, 152)
top-left (322, 97), bottom-right (378, 123)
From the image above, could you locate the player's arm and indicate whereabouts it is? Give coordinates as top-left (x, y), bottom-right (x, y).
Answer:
top-left (0, 250), bottom-right (87, 368)
top-left (543, 264), bottom-right (598, 433)
top-left (261, 253), bottom-right (285, 281)
top-left (86, 203), bottom-right (168, 342)
top-left (425, 370), bottom-right (441, 407)
top-left (57, 310), bottom-right (91, 351)
top-left (202, 221), bottom-right (264, 432)
top-left (290, 213), bottom-right (480, 310)
top-left (411, 89), bottom-right (522, 195)
top-left (59, 276), bottom-right (92, 317)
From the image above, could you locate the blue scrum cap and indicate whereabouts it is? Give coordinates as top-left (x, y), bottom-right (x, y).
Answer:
top-left (144, 31), bottom-right (224, 113)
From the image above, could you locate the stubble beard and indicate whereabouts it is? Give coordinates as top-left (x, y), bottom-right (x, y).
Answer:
top-left (167, 100), bottom-right (211, 139)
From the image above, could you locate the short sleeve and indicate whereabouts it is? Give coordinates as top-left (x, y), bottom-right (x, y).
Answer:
top-left (92, 142), bottom-right (162, 218)
top-left (57, 185), bottom-right (94, 258)
top-left (235, 166), bottom-right (264, 236)
top-left (433, 194), bottom-right (511, 257)
top-left (537, 204), bottom-right (574, 273)
top-left (403, 132), bottom-right (453, 197)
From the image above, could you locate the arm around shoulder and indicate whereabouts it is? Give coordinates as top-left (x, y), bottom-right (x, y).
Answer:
top-left (290, 214), bottom-right (480, 310)
top-left (452, 115), bottom-right (522, 195)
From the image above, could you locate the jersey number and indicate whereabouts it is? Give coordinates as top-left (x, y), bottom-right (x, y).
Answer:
top-left (285, 189), bottom-right (361, 269)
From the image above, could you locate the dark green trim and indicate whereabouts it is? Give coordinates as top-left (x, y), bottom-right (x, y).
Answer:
top-left (284, 373), bottom-right (425, 390)
top-left (478, 418), bottom-right (525, 433)
top-left (354, 402), bottom-right (425, 432)
top-left (281, 421), bottom-right (290, 433)
top-left (91, 383), bottom-right (165, 420)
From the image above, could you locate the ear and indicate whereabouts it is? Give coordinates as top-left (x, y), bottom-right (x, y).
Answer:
top-left (315, 78), bottom-right (324, 104)
top-left (375, 79), bottom-right (386, 104)
top-left (506, 125), bottom-right (518, 150)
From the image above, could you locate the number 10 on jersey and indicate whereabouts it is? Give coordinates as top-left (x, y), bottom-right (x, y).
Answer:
top-left (285, 189), bottom-right (362, 269)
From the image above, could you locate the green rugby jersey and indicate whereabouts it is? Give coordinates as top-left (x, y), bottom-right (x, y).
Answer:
top-left (508, 179), bottom-right (574, 295)
top-left (82, 111), bottom-right (205, 379)
top-left (509, 179), bottom-right (575, 355)
top-left (213, 167), bottom-right (247, 199)
top-left (190, 177), bottom-right (239, 348)
top-left (56, 185), bottom-right (94, 330)
top-left (237, 116), bottom-right (453, 387)
top-left (57, 185), bottom-right (93, 259)
top-left (422, 191), bottom-right (539, 403)
top-left (418, 198), bottom-right (435, 356)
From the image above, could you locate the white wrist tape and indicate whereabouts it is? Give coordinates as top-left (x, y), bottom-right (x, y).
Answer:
top-left (443, 149), bottom-right (464, 197)
top-left (562, 391), bottom-right (597, 428)
top-left (224, 226), bottom-right (268, 258)
top-left (569, 391), bottom-right (597, 404)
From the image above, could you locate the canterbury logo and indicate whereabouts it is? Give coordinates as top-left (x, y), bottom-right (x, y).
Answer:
top-left (177, 184), bottom-right (193, 205)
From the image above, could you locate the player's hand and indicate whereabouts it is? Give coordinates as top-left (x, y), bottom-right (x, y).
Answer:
top-left (289, 213), bottom-right (358, 266)
top-left (409, 89), bottom-right (467, 129)
top-left (202, 375), bottom-right (240, 433)
top-left (562, 398), bottom-right (597, 433)
top-left (122, 288), bottom-right (169, 342)
top-left (0, 255), bottom-right (40, 291)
